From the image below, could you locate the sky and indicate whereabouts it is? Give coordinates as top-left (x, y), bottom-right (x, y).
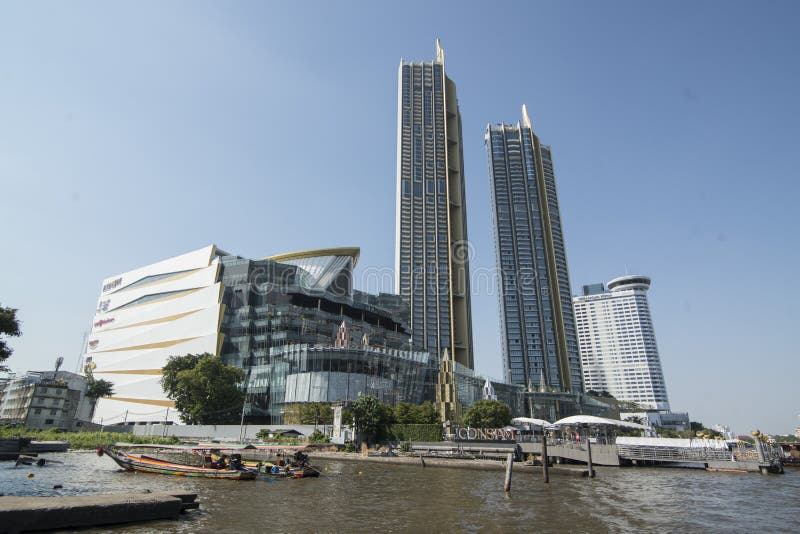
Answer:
top-left (0, 1), bottom-right (798, 434)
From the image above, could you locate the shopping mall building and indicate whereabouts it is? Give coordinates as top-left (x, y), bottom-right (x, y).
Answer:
top-left (83, 245), bottom-right (522, 424)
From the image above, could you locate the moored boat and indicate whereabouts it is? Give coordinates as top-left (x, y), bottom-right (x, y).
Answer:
top-left (100, 446), bottom-right (255, 480)
top-left (214, 451), bottom-right (321, 479)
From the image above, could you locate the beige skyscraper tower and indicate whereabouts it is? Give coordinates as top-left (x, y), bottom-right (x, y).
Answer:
top-left (395, 40), bottom-right (474, 369)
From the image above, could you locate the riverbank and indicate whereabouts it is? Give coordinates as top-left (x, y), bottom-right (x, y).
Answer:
top-left (0, 428), bottom-right (180, 450)
top-left (1, 452), bottom-right (798, 532)
top-left (310, 450), bottom-right (592, 477)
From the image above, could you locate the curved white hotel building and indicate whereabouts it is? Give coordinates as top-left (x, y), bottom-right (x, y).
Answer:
top-left (572, 275), bottom-right (670, 410)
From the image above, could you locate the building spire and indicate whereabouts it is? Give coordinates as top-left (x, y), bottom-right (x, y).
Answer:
top-left (522, 104), bottom-right (533, 130)
top-left (435, 38), bottom-right (445, 64)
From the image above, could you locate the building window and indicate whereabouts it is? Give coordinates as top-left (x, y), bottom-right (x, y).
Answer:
top-left (45, 419), bottom-right (54, 425)
top-left (34, 408), bottom-right (42, 414)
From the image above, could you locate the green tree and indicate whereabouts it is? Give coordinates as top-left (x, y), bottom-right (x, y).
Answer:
top-left (462, 400), bottom-right (511, 429)
top-left (350, 394), bottom-right (390, 445)
top-left (307, 429), bottom-right (331, 444)
top-left (0, 305), bottom-right (22, 371)
top-left (394, 402), bottom-right (415, 424)
top-left (85, 376), bottom-right (115, 420)
top-left (394, 401), bottom-right (440, 424)
top-left (623, 415), bottom-right (647, 426)
top-left (161, 353), bottom-right (245, 424)
top-left (87, 377), bottom-right (115, 399)
top-left (297, 403), bottom-right (333, 425)
top-left (413, 401), bottom-right (440, 424)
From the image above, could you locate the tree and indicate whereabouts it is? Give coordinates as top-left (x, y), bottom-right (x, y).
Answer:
top-left (394, 401), bottom-right (440, 424)
top-left (462, 400), bottom-right (511, 429)
top-left (85, 376), bottom-right (115, 420)
top-left (0, 305), bottom-right (21, 371)
top-left (413, 401), bottom-right (440, 424)
top-left (623, 415), bottom-right (647, 426)
top-left (307, 429), bottom-right (331, 444)
top-left (284, 403), bottom-right (333, 426)
top-left (161, 353), bottom-right (245, 424)
top-left (87, 378), bottom-right (115, 399)
top-left (350, 394), bottom-right (391, 445)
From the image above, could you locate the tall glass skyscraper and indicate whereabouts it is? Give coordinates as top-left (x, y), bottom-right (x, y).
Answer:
top-left (486, 106), bottom-right (582, 394)
top-left (395, 41), bottom-right (474, 369)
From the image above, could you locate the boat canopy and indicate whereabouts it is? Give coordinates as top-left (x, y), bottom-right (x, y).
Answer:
top-left (551, 415), bottom-right (649, 430)
top-left (511, 417), bottom-right (552, 428)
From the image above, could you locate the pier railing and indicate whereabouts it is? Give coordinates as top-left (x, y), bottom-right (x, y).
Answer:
top-left (617, 444), bottom-right (733, 462)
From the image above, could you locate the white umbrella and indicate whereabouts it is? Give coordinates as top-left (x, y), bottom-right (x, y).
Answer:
top-left (551, 415), bottom-right (648, 430)
top-left (511, 417), bottom-right (552, 428)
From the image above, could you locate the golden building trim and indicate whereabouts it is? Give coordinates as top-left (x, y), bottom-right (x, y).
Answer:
top-left (102, 309), bottom-right (201, 332)
top-left (107, 397), bottom-right (175, 408)
top-left (95, 369), bottom-right (163, 375)
top-left (92, 336), bottom-right (201, 353)
top-left (265, 247), bottom-right (361, 267)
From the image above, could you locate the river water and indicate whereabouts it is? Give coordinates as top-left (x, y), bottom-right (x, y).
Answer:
top-left (1, 452), bottom-right (798, 533)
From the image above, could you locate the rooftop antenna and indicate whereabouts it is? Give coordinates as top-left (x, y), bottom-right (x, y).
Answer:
top-left (53, 356), bottom-right (64, 379)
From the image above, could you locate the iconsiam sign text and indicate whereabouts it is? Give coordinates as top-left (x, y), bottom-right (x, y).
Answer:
top-left (454, 427), bottom-right (516, 441)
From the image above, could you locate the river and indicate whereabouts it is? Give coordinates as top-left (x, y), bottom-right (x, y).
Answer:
top-left (1, 451), bottom-right (798, 533)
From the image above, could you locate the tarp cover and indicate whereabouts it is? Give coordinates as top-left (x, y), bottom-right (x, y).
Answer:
top-left (616, 437), bottom-right (730, 449)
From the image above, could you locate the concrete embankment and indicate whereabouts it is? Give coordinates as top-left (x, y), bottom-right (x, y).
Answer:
top-left (0, 492), bottom-right (197, 533)
top-left (311, 451), bottom-right (592, 477)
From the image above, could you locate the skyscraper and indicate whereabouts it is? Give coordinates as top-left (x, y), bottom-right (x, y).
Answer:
top-left (395, 40), bottom-right (474, 369)
top-left (573, 275), bottom-right (671, 410)
top-left (486, 106), bottom-right (583, 394)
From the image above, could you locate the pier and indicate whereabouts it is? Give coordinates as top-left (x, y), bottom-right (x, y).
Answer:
top-left (0, 491), bottom-right (198, 533)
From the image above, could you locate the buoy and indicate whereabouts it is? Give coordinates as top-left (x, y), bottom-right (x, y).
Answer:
top-left (27, 473), bottom-right (34, 478)
top-left (357, 471), bottom-right (362, 475)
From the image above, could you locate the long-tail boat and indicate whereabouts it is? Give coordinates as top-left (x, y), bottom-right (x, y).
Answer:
top-left (99, 445), bottom-right (255, 480)
top-left (214, 450), bottom-right (321, 479)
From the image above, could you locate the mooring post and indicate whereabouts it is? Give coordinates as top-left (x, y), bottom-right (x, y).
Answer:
top-left (586, 431), bottom-right (595, 478)
top-left (541, 434), bottom-right (550, 483)
top-left (419, 454), bottom-right (426, 468)
top-left (504, 453), bottom-right (514, 492)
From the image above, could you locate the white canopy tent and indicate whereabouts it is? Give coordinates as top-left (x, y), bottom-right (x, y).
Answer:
top-left (550, 415), bottom-right (649, 430)
top-left (511, 417), bottom-right (552, 428)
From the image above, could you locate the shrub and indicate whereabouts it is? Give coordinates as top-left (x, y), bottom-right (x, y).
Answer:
top-left (385, 424), bottom-right (441, 442)
top-left (0, 427), bottom-right (181, 450)
top-left (308, 430), bottom-right (330, 444)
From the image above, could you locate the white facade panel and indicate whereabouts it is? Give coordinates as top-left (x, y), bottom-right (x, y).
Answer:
top-left (99, 245), bottom-right (216, 296)
top-left (84, 246), bottom-right (223, 424)
top-left (91, 284), bottom-right (223, 333)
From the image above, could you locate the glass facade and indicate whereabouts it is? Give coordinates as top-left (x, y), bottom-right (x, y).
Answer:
top-left (486, 109), bottom-right (583, 394)
top-left (210, 248), bottom-right (526, 424)
top-left (396, 42), bottom-right (474, 370)
top-left (215, 252), bottom-right (423, 423)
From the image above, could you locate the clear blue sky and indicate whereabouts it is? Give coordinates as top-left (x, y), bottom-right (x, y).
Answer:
top-left (1, 1), bottom-right (797, 434)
